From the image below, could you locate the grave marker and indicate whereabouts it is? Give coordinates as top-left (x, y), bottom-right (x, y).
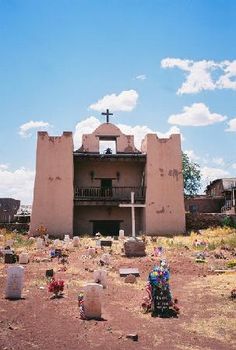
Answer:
top-left (5, 266), bottom-right (24, 299)
top-left (93, 270), bottom-right (107, 288)
top-left (73, 236), bottom-right (80, 247)
top-left (100, 240), bottom-right (112, 247)
top-left (119, 268), bottom-right (140, 277)
top-left (19, 253), bottom-right (29, 264)
top-left (84, 283), bottom-right (103, 319)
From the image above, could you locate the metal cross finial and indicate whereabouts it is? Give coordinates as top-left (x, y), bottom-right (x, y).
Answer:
top-left (101, 109), bottom-right (113, 123)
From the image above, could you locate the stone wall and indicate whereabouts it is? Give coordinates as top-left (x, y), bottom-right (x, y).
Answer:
top-left (186, 212), bottom-right (236, 230)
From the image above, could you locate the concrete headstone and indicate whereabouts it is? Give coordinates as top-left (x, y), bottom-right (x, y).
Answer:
top-left (119, 268), bottom-right (140, 277)
top-left (36, 238), bottom-right (44, 249)
top-left (64, 234), bottom-right (70, 243)
top-left (87, 247), bottom-right (96, 257)
top-left (19, 253), bottom-right (29, 264)
top-left (5, 265), bottom-right (24, 299)
top-left (84, 283), bottom-right (103, 319)
top-left (124, 239), bottom-right (146, 257)
top-left (100, 253), bottom-right (111, 265)
top-left (73, 236), bottom-right (80, 247)
top-left (94, 270), bottom-right (107, 288)
top-left (119, 229), bottom-right (125, 239)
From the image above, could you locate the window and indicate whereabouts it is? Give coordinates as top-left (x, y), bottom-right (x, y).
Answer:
top-left (99, 140), bottom-right (116, 154)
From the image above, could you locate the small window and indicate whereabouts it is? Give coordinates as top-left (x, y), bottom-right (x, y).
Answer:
top-left (99, 140), bottom-right (116, 154)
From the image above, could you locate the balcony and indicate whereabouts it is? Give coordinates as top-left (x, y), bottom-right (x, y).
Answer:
top-left (74, 186), bottom-right (146, 204)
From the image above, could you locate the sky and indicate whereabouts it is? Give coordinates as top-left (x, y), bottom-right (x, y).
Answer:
top-left (0, 0), bottom-right (236, 204)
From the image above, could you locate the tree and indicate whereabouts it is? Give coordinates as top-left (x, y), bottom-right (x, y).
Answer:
top-left (182, 152), bottom-right (201, 197)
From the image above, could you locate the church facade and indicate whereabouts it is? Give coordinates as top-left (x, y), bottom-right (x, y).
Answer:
top-left (30, 117), bottom-right (185, 237)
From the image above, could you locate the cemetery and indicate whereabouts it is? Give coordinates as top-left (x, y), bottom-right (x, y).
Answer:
top-left (0, 227), bottom-right (235, 350)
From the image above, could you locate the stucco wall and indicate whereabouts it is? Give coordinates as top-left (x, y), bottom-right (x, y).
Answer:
top-left (79, 123), bottom-right (139, 153)
top-left (30, 132), bottom-right (74, 237)
top-left (142, 134), bottom-right (185, 235)
top-left (74, 206), bottom-right (143, 236)
top-left (74, 160), bottom-right (144, 188)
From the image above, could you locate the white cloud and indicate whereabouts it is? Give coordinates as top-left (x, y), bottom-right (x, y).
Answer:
top-left (184, 149), bottom-right (200, 162)
top-left (0, 164), bottom-right (9, 170)
top-left (73, 117), bottom-right (183, 150)
top-left (225, 118), bottom-right (236, 132)
top-left (0, 165), bottom-right (35, 204)
top-left (135, 74), bottom-right (147, 80)
top-left (168, 103), bottom-right (227, 126)
top-left (212, 157), bottom-right (225, 166)
top-left (19, 120), bottom-right (52, 138)
top-left (201, 166), bottom-right (230, 191)
top-left (232, 164), bottom-right (236, 170)
top-left (201, 166), bottom-right (230, 183)
top-left (217, 60), bottom-right (236, 89)
top-left (73, 116), bottom-right (100, 149)
top-left (89, 90), bottom-right (139, 112)
top-left (161, 58), bottom-right (236, 94)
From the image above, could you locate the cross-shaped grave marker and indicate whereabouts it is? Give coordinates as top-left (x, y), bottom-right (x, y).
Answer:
top-left (119, 192), bottom-right (146, 238)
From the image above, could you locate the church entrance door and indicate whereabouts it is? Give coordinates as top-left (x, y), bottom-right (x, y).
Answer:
top-left (93, 220), bottom-right (120, 236)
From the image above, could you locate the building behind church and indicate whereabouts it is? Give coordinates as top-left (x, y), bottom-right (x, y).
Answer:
top-left (30, 117), bottom-right (186, 237)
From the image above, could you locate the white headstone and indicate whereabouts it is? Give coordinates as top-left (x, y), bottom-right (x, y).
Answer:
top-left (96, 240), bottom-right (101, 247)
top-left (28, 237), bottom-right (35, 242)
top-left (73, 236), bottom-right (80, 247)
top-left (64, 234), bottom-right (70, 243)
top-left (5, 266), bottom-right (24, 299)
top-left (93, 270), bottom-right (107, 289)
top-left (19, 253), bottom-right (29, 264)
top-left (119, 229), bottom-right (125, 239)
top-left (100, 253), bottom-right (111, 265)
top-left (36, 237), bottom-right (44, 249)
top-left (84, 283), bottom-right (103, 319)
top-left (0, 234), bottom-right (4, 241)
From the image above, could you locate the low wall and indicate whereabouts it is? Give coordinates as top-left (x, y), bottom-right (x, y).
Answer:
top-left (0, 223), bottom-right (29, 233)
top-left (186, 212), bottom-right (236, 230)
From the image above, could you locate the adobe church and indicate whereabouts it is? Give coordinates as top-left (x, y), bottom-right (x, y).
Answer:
top-left (30, 111), bottom-right (185, 237)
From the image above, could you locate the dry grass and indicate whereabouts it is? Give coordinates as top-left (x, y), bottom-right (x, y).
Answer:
top-left (181, 272), bottom-right (236, 346)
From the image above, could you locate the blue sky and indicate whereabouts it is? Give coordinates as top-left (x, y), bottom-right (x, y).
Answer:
top-left (0, 0), bottom-right (236, 203)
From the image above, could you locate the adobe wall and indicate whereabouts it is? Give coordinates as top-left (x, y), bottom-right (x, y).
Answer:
top-left (185, 196), bottom-right (224, 213)
top-left (30, 132), bottom-right (74, 238)
top-left (74, 206), bottom-right (143, 235)
top-left (142, 134), bottom-right (185, 235)
top-left (74, 160), bottom-right (144, 188)
top-left (79, 123), bottom-right (139, 153)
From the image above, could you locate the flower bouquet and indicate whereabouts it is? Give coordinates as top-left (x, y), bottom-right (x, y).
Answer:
top-left (48, 278), bottom-right (64, 298)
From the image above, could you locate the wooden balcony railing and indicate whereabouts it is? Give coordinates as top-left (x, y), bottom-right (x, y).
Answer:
top-left (74, 186), bottom-right (146, 201)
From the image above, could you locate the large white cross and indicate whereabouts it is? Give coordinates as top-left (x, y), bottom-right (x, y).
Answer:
top-left (119, 192), bottom-right (146, 238)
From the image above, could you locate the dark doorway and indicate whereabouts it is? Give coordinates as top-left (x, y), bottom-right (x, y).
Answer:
top-left (101, 179), bottom-right (112, 188)
top-left (93, 220), bottom-right (120, 236)
top-left (101, 179), bottom-right (112, 197)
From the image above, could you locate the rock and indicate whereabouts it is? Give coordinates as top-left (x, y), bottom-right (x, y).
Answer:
top-left (125, 274), bottom-right (136, 284)
top-left (126, 334), bottom-right (138, 341)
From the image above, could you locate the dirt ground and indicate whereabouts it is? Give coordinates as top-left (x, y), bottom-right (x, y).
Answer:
top-left (0, 234), bottom-right (236, 350)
